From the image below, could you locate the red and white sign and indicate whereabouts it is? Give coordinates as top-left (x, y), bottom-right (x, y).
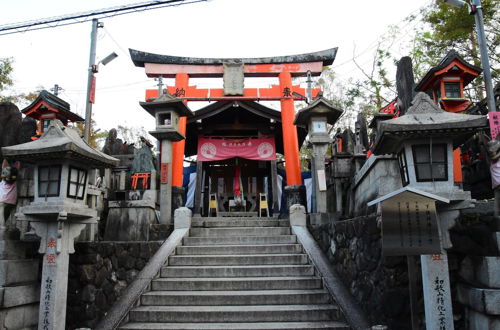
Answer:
top-left (197, 137), bottom-right (276, 161)
top-left (489, 112), bottom-right (500, 140)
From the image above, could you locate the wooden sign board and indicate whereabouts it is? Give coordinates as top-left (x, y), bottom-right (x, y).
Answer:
top-left (380, 191), bottom-right (441, 256)
top-left (489, 112), bottom-right (500, 140)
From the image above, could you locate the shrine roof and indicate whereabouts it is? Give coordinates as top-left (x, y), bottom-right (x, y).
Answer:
top-left (140, 91), bottom-right (194, 117)
top-left (372, 92), bottom-right (487, 155)
top-left (183, 100), bottom-right (307, 157)
top-left (129, 48), bottom-right (338, 67)
top-left (415, 49), bottom-right (482, 91)
top-left (294, 97), bottom-right (343, 127)
top-left (2, 120), bottom-right (118, 167)
top-left (21, 90), bottom-right (84, 122)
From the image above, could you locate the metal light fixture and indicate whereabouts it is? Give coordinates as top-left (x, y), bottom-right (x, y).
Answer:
top-left (100, 52), bottom-right (118, 66)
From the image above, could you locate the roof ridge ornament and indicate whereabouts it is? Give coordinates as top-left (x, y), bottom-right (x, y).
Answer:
top-left (406, 92), bottom-right (443, 115)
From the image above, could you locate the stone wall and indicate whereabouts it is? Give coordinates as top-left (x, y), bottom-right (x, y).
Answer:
top-left (66, 241), bottom-right (162, 329)
top-left (310, 215), bottom-right (413, 329)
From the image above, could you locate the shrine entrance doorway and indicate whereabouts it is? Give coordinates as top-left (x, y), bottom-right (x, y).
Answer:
top-left (201, 158), bottom-right (274, 215)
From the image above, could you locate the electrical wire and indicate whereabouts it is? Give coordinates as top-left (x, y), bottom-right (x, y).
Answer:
top-left (0, 0), bottom-right (207, 36)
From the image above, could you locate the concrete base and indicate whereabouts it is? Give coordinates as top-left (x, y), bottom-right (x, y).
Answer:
top-left (104, 200), bottom-right (157, 241)
top-left (0, 303), bottom-right (39, 329)
top-left (466, 308), bottom-right (500, 330)
top-left (309, 213), bottom-right (331, 228)
top-left (458, 284), bottom-right (500, 315)
top-left (284, 185), bottom-right (307, 214)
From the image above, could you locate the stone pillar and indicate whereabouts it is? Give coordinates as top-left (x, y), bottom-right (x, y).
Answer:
top-left (270, 160), bottom-right (279, 215)
top-left (160, 139), bottom-right (173, 226)
top-left (194, 161), bottom-right (203, 216)
top-left (312, 143), bottom-right (329, 213)
top-left (421, 253), bottom-right (454, 330)
top-left (284, 185), bottom-right (306, 214)
top-left (31, 219), bottom-right (86, 330)
top-left (335, 178), bottom-right (343, 214)
top-left (171, 186), bottom-right (185, 215)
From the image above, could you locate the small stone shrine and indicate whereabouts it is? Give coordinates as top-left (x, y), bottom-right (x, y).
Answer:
top-left (2, 120), bottom-right (118, 330)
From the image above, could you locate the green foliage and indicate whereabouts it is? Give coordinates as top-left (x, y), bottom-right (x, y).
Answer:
top-left (408, 0), bottom-right (499, 99)
top-left (0, 58), bottom-right (14, 92)
top-left (0, 57), bottom-right (42, 105)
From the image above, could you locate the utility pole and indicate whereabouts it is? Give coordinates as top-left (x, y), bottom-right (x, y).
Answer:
top-left (471, 0), bottom-right (496, 112)
top-left (51, 84), bottom-right (63, 96)
top-left (156, 75), bottom-right (164, 95)
top-left (84, 18), bottom-right (103, 142)
top-left (306, 71), bottom-right (313, 103)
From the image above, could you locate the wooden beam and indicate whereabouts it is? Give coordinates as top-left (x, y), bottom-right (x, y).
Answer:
top-left (145, 85), bottom-right (322, 102)
top-left (144, 62), bottom-right (324, 78)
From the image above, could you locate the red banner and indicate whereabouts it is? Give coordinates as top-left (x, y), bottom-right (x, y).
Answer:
top-left (89, 75), bottom-right (96, 104)
top-left (197, 137), bottom-right (276, 161)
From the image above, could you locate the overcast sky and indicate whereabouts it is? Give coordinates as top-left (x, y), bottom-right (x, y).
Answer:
top-left (0, 0), bottom-right (431, 136)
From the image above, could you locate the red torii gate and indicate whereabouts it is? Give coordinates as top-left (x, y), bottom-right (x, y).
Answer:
top-left (130, 48), bottom-right (337, 192)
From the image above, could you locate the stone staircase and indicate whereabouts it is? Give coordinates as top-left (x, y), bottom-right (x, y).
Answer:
top-left (119, 216), bottom-right (350, 330)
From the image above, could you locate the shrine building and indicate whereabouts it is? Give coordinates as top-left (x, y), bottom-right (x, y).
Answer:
top-left (22, 90), bottom-right (84, 138)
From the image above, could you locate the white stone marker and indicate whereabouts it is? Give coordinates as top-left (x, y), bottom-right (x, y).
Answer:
top-left (421, 253), bottom-right (454, 330)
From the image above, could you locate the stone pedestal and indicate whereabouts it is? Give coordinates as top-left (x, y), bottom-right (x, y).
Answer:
top-left (284, 185), bottom-right (306, 214)
top-left (0, 237), bottom-right (39, 330)
top-left (172, 186), bottom-right (185, 215)
top-left (104, 200), bottom-right (157, 241)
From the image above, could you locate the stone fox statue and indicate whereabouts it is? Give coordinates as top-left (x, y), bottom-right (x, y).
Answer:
top-left (0, 159), bottom-right (19, 229)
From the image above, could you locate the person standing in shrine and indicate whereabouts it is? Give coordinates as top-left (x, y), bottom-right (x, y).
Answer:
top-left (0, 159), bottom-right (19, 231)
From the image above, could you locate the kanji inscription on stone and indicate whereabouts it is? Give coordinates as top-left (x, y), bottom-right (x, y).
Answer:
top-left (223, 62), bottom-right (244, 96)
top-left (421, 253), bottom-right (454, 330)
top-left (380, 192), bottom-right (441, 256)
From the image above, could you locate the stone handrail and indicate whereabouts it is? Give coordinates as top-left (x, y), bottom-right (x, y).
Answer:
top-left (289, 204), bottom-right (370, 330)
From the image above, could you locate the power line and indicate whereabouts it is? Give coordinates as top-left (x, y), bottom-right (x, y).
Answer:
top-left (0, 0), bottom-right (207, 36)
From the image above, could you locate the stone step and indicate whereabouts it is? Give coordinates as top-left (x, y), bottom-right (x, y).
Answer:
top-left (217, 212), bottom-right (259, 217)
top-left (151, 277), bottom-right (322, 291)
top-left (120, 321), bottom-right (350, 330)
top-left (189, 227), bottom-right (290, 237)
top-left (176, 244), bottom-right (302, 255)
top-left (183, 235), bottom-right (297, 246)
top-left (191, 219), bottom-right (289, 228)
top-left (128, 304), bottom-right (340, 323)
top-left (161, 265), bottom-right (315, 278)
top-left (168, 254), bottom-right (308, 266)
top-left (192, 217), bottom-right (276, 221)
top-left (141, 289), bottom-right (331, 306)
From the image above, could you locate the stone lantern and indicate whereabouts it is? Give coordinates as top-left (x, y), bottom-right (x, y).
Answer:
top-left (140, 91), bottom-right (193, 226)
top-left (2, 120), bottom-right (118, 330)
top-left (368, 92), bottom-right (487, 330)
top-left (294, 97), bottom-right (343, 216)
